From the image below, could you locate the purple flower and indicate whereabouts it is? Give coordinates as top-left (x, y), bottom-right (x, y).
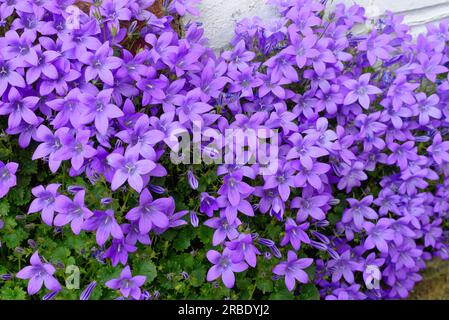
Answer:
top-left (0, 59), bottom-right (25, 96)
top-left (290, 191), bottom-right (329, 221)
top-left (105, 266), bottom-right (146, 300)
top-left (411, 93), bottom-right (441, 125)
top-left (0, 161), bottom-right (18, 198)
top-left (103, 238), bottom-right (137, 267)
top-left (116, 114), bottom-right (165, 159)
top-left (32, 126), bottom-right (68, 173)
top-left (226, 234), bottom-right (261, 267)
top-left (28, 184), bottom-right (61, 226)
top-left (79, 41), bottom-right (122, 86)
top-left (327, 250), bottom-right (362, 284)
top-left (280, 218), bottom-right (311, 250)
top-left (54, 129), bottom-right (97, 171)
top-left (47, 88), bottom-right (88, 129)
top-left (54, 190), bottom-right (93, 235)
top-left (222, 40), bottom-right (255, 71)
top-left (125, 189), bottom-right (170, 233)
top-left (83, 209), bottom-right (123, 246)
top-left (363, 218), bottom-right (395, 253)
top-left (263, 161), bottom-right (297, 201)
top-left (336, 161), bottom-right (367, 192)
top-left (387, 141), bottom-right (419, 170)
top-left (343, 73), bottom-right (382, 109)
top-left (413, 53), bottom-right (448, 82)
top-left (26, 47), bottom-right (60, 85)
top-left (0, 87), bottom-right (39, 129)
top-left (358, 30), bottom-right (393, 66)
top-left (168, 0), bottom-right (201, 16)
top-left (204, 215), bottom-right (241, 246)
top-left (218, 172), bottom-right (254, 207)
top-left (107, 148), bottom-right (156, 192)
top-left (272, 251), bottom-right (313, 291)
top-left (16, 251), bottom-right (61, 295)
top-left (81, 89), bottom-right (124, 135)
top-left (342, 195), bottom-right (378, 229)
top-left (206, 249), bottom-right (248, 288)
top-left (200, 192), bottom-right (218, 217)
top-left (428, 133), bottom-right (449, 165)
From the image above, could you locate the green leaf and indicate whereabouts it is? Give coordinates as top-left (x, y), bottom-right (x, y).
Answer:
top-left (256, 279), bottom-right (273, 293)
top-left (269, 287), bottom-right (294, 300)
top-left (0, 286), bottom-right (27, 300)
top-left (135, 260), bottom-right (157, 284)
top-left (0, 200), bottom-right (9, 216)
top-left (299, 284), bottom-right (320, 300)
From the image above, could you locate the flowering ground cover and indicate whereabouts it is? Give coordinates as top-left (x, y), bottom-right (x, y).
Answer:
top-left (1, 0), bottom-right (449, 300)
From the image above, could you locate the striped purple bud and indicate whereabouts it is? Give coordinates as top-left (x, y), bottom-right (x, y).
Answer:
top-left (415, 136), bottom-right (431, 143)
top-left (114, 140), bottom-right (123, 149)
top-left (310, 231), bottom-right (330, 245)
top-left (101, 198), bottom-right (113, 205)
top-left (68, 185), bottom-right (84, 194)
top-left (190, 211), bottom-right (199, 228)
top-left (80, 281), bottom-right (97, 300)
top-left (15, 215), bottom-right (26, 220)
top-left (310, 240), bottom-right (328, 251)
top-left (187, 170), bottom-right (198, 190)
top-left (329, 198), bottom-right (340, 205)
top-left (27, 239), bottom-right (37, 249)
top-left (264, 252), bottom-right (272, 260)
top-left (258, 238), bottom-right (275, 247)
top-left (0, 273), bottom-right (13, 280)
top-left (269, 245), bottom-right (282, 259)
top-left (272, 274), bottom-right (281, 281)
top-left (153, 290), bottom-right (160, 299)
top-left (180, 271), bottom-right (189, 280)
top-left (14, 247), bottom-right (25, 254)
top-left (128, 20), bottom-right (138, 35)
top-left (141, 291), bottom-right (152, 300)
top-left (331, 162), bottom-right (343, 177)
top-left (0, 219), bottom-right (3, 229)
top-left (327, 248), bottom-right (340, 260)
top-left (42, 291), bottom-right (59, 300)
top-left (149, 184), bottom-right (166, 194)
top-left (251, 233), bottom-right (259, 241)
top-left (315, 220), bottom-right (330, 228)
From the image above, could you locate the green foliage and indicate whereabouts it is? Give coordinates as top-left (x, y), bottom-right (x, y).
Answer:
top-left (0, 129), bottom-right (319, 300)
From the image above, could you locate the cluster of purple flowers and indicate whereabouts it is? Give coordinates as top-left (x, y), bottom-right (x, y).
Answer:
top-left (4, 0), bottom-right (449, 299)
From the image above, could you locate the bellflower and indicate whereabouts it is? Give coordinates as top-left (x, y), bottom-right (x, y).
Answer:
top-left (272, 251), bottom-right (313, 291)
top-left (83, 210), bottom-right (123, 246)
top-left (206, 249), bottom-right (248, 289)
top-left (125, 189), bottom-right (170, 234)
top-left (105, 266), bottom-right (146, 300)
top-left (107, 148), bottom-right (156, 192)
top-left (16, 251), bottom-right (61, 295)
top-left (28, 184), bottom-right (61, 225)
top-left (0, 161), bottom-right (18, 198)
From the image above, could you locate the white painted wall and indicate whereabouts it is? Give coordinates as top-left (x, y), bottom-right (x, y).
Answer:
top-left (185, 0), bottom-right (449, 50)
